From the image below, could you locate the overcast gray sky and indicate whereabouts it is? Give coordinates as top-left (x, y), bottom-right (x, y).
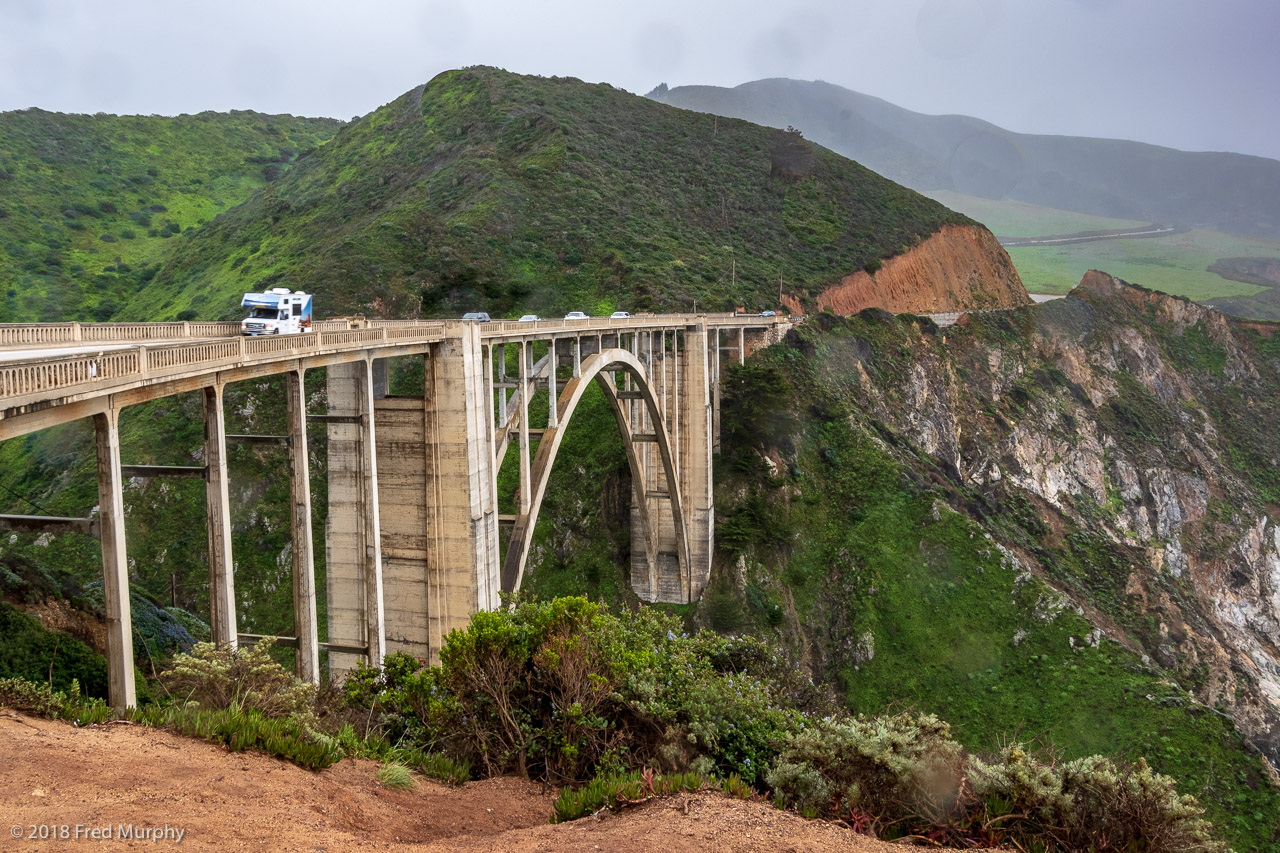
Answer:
top-left (2, 0), bottom-right (1277, 161)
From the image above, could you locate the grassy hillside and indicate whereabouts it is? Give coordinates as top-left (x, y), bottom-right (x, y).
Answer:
top-left (121, 67), bottom-right (974, 321)
top-left (655, 78), bottom-right (1280, 242)
top-left (0, 109), bottom-right (341, 323)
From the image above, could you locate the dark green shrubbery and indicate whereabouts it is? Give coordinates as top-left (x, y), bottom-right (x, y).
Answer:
top-left (0, 602), bottom-right (108, 697)
top-left (345, 596), bottom-right (808, 785)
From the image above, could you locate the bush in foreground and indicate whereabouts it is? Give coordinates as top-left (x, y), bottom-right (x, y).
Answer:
top-left (766, 714), bottom-right (1222, 852)
top-left (345, 596), bottom-right (808, 785)
top-left (160, 637), bottom-right (315, 721)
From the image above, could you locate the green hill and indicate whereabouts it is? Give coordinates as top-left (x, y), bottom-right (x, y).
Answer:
top-left (121, 67), bottom-right (974, 321)
top-left (0, 109), bottom-right (341, 323)
top-left (654, 78), bottom-right (1280, 242)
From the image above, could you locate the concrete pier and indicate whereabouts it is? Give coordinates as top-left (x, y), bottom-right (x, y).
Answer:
top-left (94, 404), bottom-right (136, 710)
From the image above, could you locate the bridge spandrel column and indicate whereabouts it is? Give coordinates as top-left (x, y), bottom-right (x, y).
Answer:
top-left (285, 369), bottom-right (320, 683)
top-left (424, 324), bottom-right (501, 659)
top-left (95, 404), bottom-right (136, 711)
top-left (203, 384), bottom-right (237, 648)
top-left (711, 329), bottom-right (722, 453)
top-left (324, 360), bottom-right (385, 679)
top-left (678, 325), bottom-right (714, 602)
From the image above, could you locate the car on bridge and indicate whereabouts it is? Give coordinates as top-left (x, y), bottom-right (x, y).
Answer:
top-left (517, 314), bottom-right (540, 322)
top-left (760, 310), bottom-right (777, 317)
top-left (610, 311), bottom-right (630, 319)
top-left (564, 311), bottom-right (588, 320)
top-left (461, 312), bottom-right (491, 323)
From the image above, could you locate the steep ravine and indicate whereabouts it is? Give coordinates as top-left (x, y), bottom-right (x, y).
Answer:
top-left (781, 224), bottom-right (1029, 316)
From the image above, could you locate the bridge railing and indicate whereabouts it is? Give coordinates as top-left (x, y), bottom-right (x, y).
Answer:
top-left (0, 325), bottom-right (451, 406)
top-left (0, 321), bottom-right (245, 347)
top-left (0, 349), bottom-right (141, 398)
top-left (0, 315), bottom-right (791, 407)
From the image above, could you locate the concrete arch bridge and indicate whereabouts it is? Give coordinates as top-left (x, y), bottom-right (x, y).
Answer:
top-left (0, 314), bottom-right (790, 708)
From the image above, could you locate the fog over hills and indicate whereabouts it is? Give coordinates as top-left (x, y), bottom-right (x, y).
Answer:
top-left (653, 79), bottom-right (1280, 241)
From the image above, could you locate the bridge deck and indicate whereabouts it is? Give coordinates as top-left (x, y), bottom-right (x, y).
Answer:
top-left (0, 314), bottom-right (785, 441)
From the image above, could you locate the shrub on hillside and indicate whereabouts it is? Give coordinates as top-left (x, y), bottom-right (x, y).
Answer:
top-left (767, 713), bottom-right (965, 823)
top-left (344, 597), bottom-right (806, 785)
top-left (161, 637), bottom-right (314, 721)
top-left (766, 714), bottom-right (1222, 851)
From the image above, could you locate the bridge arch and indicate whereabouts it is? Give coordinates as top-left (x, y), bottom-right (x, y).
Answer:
top-left (499, 347), bottom-right (689, 595)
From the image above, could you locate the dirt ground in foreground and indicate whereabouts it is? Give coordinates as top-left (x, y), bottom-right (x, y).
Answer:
top-left (0, 711), bottom-right (904, 852)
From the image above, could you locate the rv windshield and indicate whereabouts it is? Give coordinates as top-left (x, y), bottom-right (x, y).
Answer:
top-left (247, 307), bottom-right (280, 320)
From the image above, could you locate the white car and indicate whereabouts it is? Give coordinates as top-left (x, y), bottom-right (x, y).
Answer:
top-left (610, 311), bottom-right (630, 319)
top-left (564, 311), bottom-right (588, 320)
top-left (518, 314), bottom-right (540, 322)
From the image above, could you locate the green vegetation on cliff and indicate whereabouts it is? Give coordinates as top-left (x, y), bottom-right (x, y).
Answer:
top-left (0, 108), bottom-right (340, 322)
top-left (697, 314), bottom-right (1278, 849)
top-left (121, 67), bottom-right (972, 321)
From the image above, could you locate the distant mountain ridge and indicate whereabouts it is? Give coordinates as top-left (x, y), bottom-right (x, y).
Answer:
top-left (652, 79), bottom-right (1280, 241)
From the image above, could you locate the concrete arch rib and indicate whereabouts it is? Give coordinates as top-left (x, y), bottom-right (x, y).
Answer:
top-left (500, 348), bottom-right (690, 595)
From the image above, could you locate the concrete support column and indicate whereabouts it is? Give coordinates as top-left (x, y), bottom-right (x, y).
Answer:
top-left (203, 383), bottom-right (237, 648)
top-left (672, 330), bottom-right (681, 479)
top-left (423, 323), bottom-right (500, 657)
top-left (518, 341), bottom-right (531, 514)
top-left (324, 359), bottom-right (387, 677)
top-left (738, 328), bottom-right (746, 365)
top-left (547, 338), bottom-right (558, 429)
top-left (679, 324), bottom-right (714, 601)
top-left (285, 368), bottom-right (319, 683)
top-left (94, 404), bottom-right (136, 711)
top-left (498, 344), bottom-right (508, 420)
top-left (356, 360), bottom-right (386, 668)
top-left (711, 330), bottom-right (722, 452)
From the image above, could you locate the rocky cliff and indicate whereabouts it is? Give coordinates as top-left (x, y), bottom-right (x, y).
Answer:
top-left (705, 270), bottom-right (1280, 844)
top-left (778, 270), bottom-right (1280, 764)
top-left (781, 224), bottom-right (1028, 316)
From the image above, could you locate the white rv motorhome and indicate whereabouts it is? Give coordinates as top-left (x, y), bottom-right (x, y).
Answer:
top-left (240, 288), bottom-right (313, 335)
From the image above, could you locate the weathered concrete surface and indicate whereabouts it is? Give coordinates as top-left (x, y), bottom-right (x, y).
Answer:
top-left (422, 325), bottom-right (501, 658)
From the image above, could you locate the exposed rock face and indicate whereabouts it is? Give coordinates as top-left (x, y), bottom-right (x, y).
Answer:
top-left (782, 224), bottom-right (1028, 316)
top-left (825, 269), bottom-right (1280, 768)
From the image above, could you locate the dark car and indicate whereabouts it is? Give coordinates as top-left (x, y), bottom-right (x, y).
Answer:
top-left (462, 312), bottom-right (491, 323)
